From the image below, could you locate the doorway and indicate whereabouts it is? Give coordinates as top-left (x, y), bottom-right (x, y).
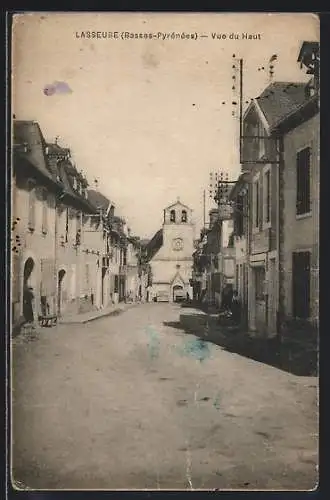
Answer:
top-left (23, 257), bottom-right (35, 286)
top-left (253, 266), bottom-right (266, 334)
top-left (268, 258), bottom-right (277, 335)
top-left (172, 284), bottom-right (184, 302)
top-left (292, 251), bottom-right (311, 319)
top-left (57, 269), bottom-right (66, 316)
top-left (101, 267), bottom-right (106, 306)
top-left (23, 257), bottom-right (35, 322)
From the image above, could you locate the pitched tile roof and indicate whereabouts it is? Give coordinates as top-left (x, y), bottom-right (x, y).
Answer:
top-left (13, 120), bottom-right (55, 182)
top-left (57, 161), bottom-right (96, 213)
top-left (166, 200), bottom-right (191, 211)
top-left (87, 189), bottom-right (112, 212)
top-left (146, 229), bottom-right (163, 261)
top-left (255, 82), bottom-right (308, 130)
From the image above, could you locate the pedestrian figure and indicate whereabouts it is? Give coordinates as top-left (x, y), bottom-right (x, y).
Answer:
top-left (221, 284), bottom-right (233, 312)
top-left (231, 290), bottom-right (241, 325)
top-left (23, 285), bottom-right (34, 324)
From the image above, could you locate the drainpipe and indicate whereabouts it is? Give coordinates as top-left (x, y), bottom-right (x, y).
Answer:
top-left (245, 183), bottom-right (250, 331)
top-left (277, 135), bottom-right (285, 342)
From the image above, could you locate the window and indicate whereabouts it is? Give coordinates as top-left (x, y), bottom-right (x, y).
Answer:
top-left (296, 147), bottom-right (311, 215)
top-left (114, 275), bottom-right (119, 293)
top-left (253, 179), bottom-right (260, 229)
top-left (27, 181), bottom-right (36, 230)
top-left (181, 210), bottom-right (187, 223)
top-left (263, 169), bottom-right (271, 225)
top-left (235, 194), bottom-right (244, 236)
top-left (292, 251), bottom-right (310, 319)
top-left (257, 121), bottom-right (266, 159)
top-left (170, 209), bottom-right (176, 222)
top-left (42, 189), bottom-right (48, 234)
top-left (255, 267), bottom-right (266, 300)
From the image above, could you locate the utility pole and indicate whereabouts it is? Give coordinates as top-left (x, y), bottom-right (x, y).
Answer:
top-left (239, 57), bottom-right (243, 161)
top-left (203, 189), bottom-right (206, 228)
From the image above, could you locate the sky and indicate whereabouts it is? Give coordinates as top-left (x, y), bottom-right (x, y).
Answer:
top-left (12, 12), bottom-right (319, 239)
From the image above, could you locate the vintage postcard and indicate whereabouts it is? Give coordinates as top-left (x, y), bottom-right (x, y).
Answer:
top-left (10, 12), bottom-right (319, 491)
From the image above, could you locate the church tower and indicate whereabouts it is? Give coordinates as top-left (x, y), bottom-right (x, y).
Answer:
top-left (148, 198), bottom-right (194, 302)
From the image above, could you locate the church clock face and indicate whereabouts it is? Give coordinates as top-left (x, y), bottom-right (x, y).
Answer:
top-left (172, 238), bottom-right (183, 251)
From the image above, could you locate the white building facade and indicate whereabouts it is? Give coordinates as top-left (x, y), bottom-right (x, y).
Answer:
top-left (148, 200), bottom-right (194, 302)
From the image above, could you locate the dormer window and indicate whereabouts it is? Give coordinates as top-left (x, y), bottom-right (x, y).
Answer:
top-left (181, 210), bottom-right (187, 223)
top-left (170, 209), bottom-right (176, 222)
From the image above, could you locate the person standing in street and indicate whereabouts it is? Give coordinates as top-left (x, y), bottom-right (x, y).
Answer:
top-left (23, 284), bottom-right (35, 324)
top-left (231, 290), bottom-right (241, 325)
top-left (221, 284), bottom-right (233, 312)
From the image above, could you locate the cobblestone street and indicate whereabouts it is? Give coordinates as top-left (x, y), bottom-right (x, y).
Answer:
top-left (12, 303), bottom-right (318, 491)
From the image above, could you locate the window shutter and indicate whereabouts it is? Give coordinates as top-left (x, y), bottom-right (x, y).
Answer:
top-left (296, 147), bottom-right (311, 215)
top-left (259, 179), bottom-right (263, 229)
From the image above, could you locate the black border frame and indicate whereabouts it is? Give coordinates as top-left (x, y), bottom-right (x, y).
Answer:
top-left (3, 8), bottom-right (329, 500)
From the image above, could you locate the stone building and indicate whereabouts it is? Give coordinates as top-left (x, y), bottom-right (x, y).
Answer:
top-left (45, 142), bottom-right (98, 317)
top-left (12, 120), bottom-right (60, 326)
top-left (146, 199), bottom-right (194, 302)
top-left (233, 39), bottom-right (319, 337)
top-left (87, 188), bottom-right (116, 307)
top-left (279, 41), bottom-right (319, 329)
top-left (229, 172), bottom-right (250, 328)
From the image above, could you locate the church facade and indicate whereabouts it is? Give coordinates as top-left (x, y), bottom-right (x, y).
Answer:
top-left (147, 200), bottom-right (194, 302)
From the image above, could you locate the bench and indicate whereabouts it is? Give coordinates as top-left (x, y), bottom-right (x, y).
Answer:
top-left (38, 315), bottom-right (57, 327)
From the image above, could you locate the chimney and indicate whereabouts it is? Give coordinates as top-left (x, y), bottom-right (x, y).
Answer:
top-left (297, 41), bottom-right (320, 91)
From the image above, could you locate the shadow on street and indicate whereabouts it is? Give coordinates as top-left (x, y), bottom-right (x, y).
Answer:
top-left (163, 312), bottom-right (318, 377)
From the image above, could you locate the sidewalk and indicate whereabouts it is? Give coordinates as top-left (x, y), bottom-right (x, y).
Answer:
top-left (59, 301), bottom-right (139, 325)
top-left (179, 306), bottom-right (318, 376)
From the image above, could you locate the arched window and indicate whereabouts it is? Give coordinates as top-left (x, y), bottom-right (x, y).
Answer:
top-left (181, 210), bottom-right (187, 223)
top-left (170, 209), bottom-right (176, 222)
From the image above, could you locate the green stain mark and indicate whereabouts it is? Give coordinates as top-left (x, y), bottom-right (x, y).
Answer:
top-left (179, 338), bottom-right (211, 363)
top-left (146, 325), bottom-right (160, 359)
top-left (213, 393), bottom-right (221, 410)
